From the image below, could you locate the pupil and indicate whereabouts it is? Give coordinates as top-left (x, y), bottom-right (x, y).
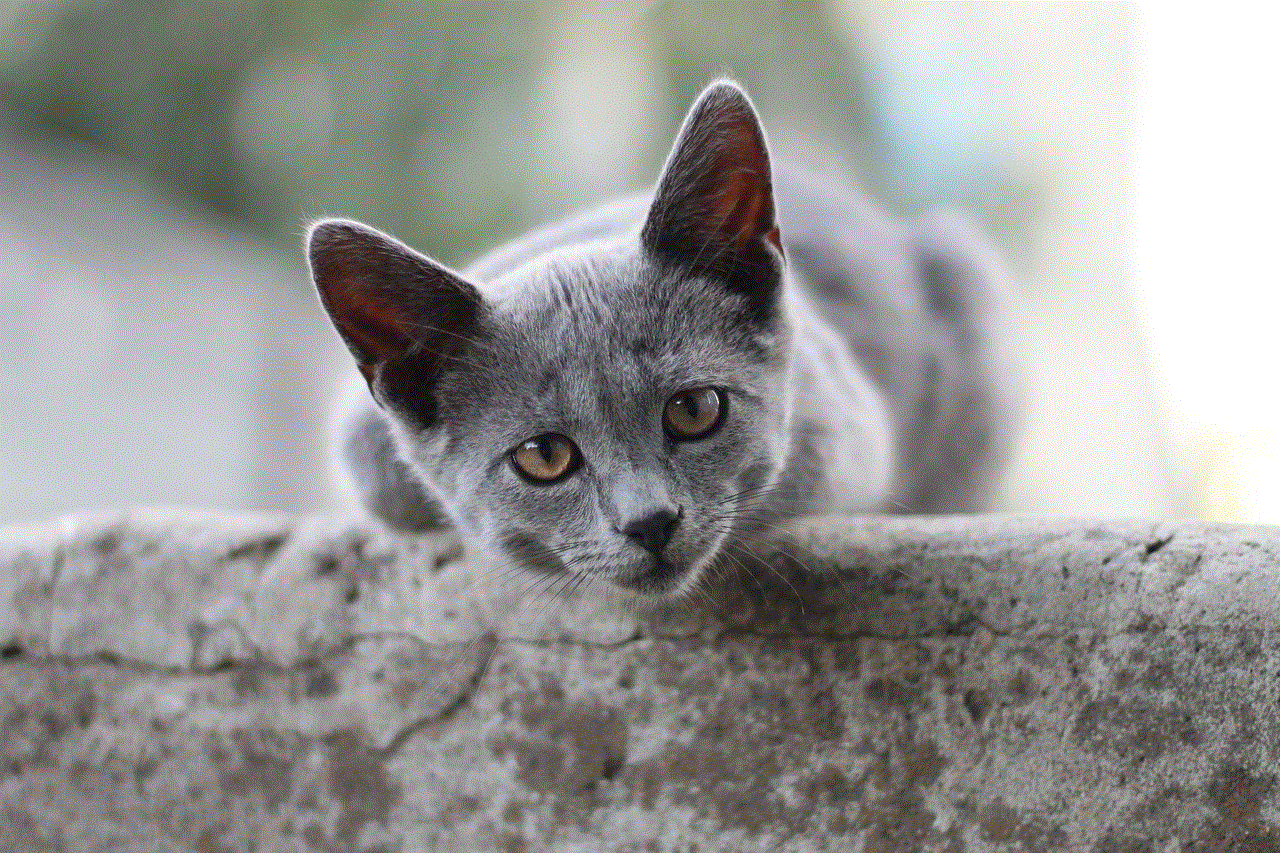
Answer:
top-left (682, 395), bottom-right (699, 420)
top-left (539, 438), bottom-right (556, 464)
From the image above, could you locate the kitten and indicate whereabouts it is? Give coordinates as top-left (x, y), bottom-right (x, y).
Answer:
top-left (307, 80), bottom-right (1018, 598)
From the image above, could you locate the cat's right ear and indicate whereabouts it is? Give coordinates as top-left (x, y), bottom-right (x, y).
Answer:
top-left (307, 219), bottom-right (484, 410)
top-left (641, 80), bottom-right (783, 322)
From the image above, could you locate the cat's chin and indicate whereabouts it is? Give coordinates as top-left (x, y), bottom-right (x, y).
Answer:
top-left (610, 555), bottom-right (696, 597)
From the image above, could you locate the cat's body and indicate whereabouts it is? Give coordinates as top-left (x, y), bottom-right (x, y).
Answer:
top-left (310, 81), bottom-right (1018, 599)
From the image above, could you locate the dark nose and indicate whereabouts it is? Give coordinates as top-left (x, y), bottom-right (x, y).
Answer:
top-left (621, 508), bottom-right (680, 557)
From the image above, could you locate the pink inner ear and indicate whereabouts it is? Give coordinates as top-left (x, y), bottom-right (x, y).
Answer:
top-left (333, 286), bottom-right (418, 367)
top-left (310, 219), bottom-right (485, 407)
top-left (703, 113), bottom-right (776, 252)
top-left (711, 166), bottom-right (772, 247)
top-left (312, 240), bottom-right (422, 370)
top-left (765, 225), bottom-right (783, 255)
top-left (641, 82), bottom-right (785, 270)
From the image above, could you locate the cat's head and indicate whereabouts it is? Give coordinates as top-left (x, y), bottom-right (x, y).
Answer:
top-left (308, 80), bottom-right (792, 598)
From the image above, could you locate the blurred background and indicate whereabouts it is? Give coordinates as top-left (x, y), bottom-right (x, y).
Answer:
top-left (0, 1), bottom-right (1275, 526)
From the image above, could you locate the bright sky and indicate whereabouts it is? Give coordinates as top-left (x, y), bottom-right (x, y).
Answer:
top-left (1131, 3), bottom-right (1280, 522)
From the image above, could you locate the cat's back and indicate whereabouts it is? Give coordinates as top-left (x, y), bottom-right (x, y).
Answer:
top-left (773, 166), bottom-right (1021, 511)
top-left (463, 164), bottom-right (925, 305)
top-left (461, 166), bottom-right (886, 282)
top-left (462, 195), bottom-right (650, 286)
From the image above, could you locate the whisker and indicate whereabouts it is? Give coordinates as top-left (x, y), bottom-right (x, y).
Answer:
top-left (720, 545), bottom-right (770, 597)
top-left (387, 341), bottom-right (492, 374)
top-left (523, 570), bottom-right (578, 622)
top-left (881, 494), bottom-right (918, 513)
top-left (686, 580), bottom-right (714, 608)
top-left (708, 499), bottom-right (859, 600)
top-left (716, 481), bottom-right (808, 506)
top-left (721, 538), bottom-right (806, 615)
top-left (714, 545), bottom-right (753, 586)
top-left (397, 320), bottom-right (498, 353)
top-left (547, 569), bottom-right (588, 615)
top-left (568, 570), bottom-right (594, 599)
top-left (475, 554), bottom-right (538, 588)
top-left (711, 517), bottom-right (825, 576)
top-left (681, 563), bottom-right (717, 608)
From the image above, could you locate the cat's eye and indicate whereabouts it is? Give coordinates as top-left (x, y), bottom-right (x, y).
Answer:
top-left (511, 433), bottom-right (581, 483)
top-left (664, 387), bottom-right (725, 440)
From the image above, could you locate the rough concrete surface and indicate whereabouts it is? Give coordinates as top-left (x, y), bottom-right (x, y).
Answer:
top-left (1, 509), bottom-right (1278, 852)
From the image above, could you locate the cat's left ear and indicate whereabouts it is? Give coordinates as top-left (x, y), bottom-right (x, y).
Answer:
top-left (641, 80), bottom-right (784, 321)
top-left (307, 219), bottom-right (485, 420)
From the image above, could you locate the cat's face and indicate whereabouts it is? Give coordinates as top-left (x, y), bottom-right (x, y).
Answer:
top-left (310, 80), bottom-right (790, 596)
top-left (407, 249), bottom-right (791, 595)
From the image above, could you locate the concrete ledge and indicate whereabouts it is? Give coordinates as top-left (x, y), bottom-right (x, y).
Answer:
top-left (2, 510), bottom-right (1278, 851)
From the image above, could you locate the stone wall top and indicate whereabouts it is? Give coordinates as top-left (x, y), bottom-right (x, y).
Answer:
top-left (2, 510), bottom-right (1278, 851)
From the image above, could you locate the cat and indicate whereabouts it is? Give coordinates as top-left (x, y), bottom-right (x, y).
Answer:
top-left (307, 79), bottom-right (1019, 599)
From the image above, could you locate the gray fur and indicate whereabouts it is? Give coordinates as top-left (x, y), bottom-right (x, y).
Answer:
top-left (308, 80), bottom-right (1019, 599)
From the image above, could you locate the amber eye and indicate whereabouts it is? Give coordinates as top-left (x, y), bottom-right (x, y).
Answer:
top-left (664, 387), bottom-right (725, 440)
top-left (512, 433), bottom-right (580, 483)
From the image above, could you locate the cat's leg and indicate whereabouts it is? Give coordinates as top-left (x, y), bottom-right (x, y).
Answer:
top-left (902, 210), bottom-right (1022, 512)
top-left (340, 396), bottom-right (451, 531)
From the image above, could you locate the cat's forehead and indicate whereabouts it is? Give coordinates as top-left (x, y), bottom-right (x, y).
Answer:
top-left (489, 247), bottom-right (751, 372)
top-left (447, 247), bottom-right (776, 436)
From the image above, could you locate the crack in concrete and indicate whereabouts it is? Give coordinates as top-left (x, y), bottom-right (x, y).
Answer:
top-left (3, 582), bottom-right (1259, 678)
top-left (8, 598), bottom-right (1252, 679)
top-left (10, 589), bottom-right (1183, 675)
top-left (488, 615), bottom-right (1015, 649)
top-left (0, 647), bottom-right (300, 677)
top-left (1168, 552), bottom-right (1206, 595)
top-left (9, 515), bottom-right (1244, 685)
top-left (0, 628), bottom-right (479, 677)
top-left (376, 632), bottom-right (498, 759)
top-left (0, 621), bottom-right (1009, 676)
top-left (0, 628), bottom-right (503, 760)
top-left (36, 516), bottom-right (74, 655)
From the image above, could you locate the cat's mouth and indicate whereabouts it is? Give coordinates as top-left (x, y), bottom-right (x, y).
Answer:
top-left (500, 530), bottom-right (717, 597)
top-left (612, 555), bottom-right (691, 595)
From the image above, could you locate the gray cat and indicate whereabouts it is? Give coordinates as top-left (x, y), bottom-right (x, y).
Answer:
top-left (307, 80), bottom-right (1018, 599)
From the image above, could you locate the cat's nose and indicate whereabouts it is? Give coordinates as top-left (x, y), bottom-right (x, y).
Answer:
top-left (620, 507), bottom-right (681, 557)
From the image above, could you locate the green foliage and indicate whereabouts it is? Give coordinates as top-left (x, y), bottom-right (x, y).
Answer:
top-left (0, 1), bottom-right (1022, 272)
